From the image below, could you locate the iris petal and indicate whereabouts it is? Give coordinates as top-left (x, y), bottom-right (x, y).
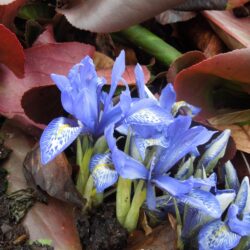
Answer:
top-left (135, 64), bottom-right (145, 99)
top-left (224, 161), bottom-right (240, 192)
top-left (134, 135), bottom-right (168, 161)
top-left (155, 116), bottom-right (216, 174)
top-left (90, 153), bottom-right (118, 192)
top-left (198, 220), bottom-right (241, 250)
top-left (112, 148), bottom-right (149, 180)
top-left (153, 175), bottom-right (193, 196)
top-left (159, 83), bottom-right (176, 112)
top-left (227, 204), bottom-right (250, 237)
top-left (146, 182), bottom-right (156, 210)
top-left (40, 117), bottom-right (82, 165)
top-left (234, 176), bottom-right (249, 214)
top-left (178, 189), bottom-right (222, 218)
top-left (197, 129), bottom-right (231, 173)
top-left (51, 74), bottom-right (71, 92)
top-left (125, 105), bottom-right (173, 138)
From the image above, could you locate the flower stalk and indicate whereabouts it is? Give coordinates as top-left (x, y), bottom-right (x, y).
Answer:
top-left (117, 25), bottom-right (182, 66)
top-left (123, 180), bottom-right (146, 232)
top-left (116, 130), bottom-right (132, 225)
top-left (76, 136), bottom-right (94, 195)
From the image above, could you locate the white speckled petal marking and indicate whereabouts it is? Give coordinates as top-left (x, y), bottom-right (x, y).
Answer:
top-left (90, 153), bottom-right (118, 192)
top-left (198, 220), bottom-right (241, 250)
top-left (40, 117), bottom-right (82, 165)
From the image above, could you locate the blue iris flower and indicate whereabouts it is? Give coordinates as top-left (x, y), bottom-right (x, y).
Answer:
top-left (117, 64), bottom-right (200, 138)
top-left (40, 51), bottom-right (126, 165)
top-left (40, 51), bottom-right (174, 165)
top-left (102, 115), bottom-right (215, 209)
top-left (198, 176), bottom-right (250, 250)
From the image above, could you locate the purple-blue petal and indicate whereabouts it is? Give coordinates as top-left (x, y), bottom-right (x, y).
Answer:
top-left (104, 50), bottom-right (125, 113)
top-left (135, 64), bottom-right (145, 99)
top-left (51, 74), bottom-right (71, 92)
top-left (154, 116), bottom-right (216, 174)
top-left (40, 117), bottom-right (82, 165)
top-left (234, 176), bottom-right (249, 215)
top-left (227, 204), bottom-right (250, 236)
top-left (90, 153), bottom-right (118, 192)
top-left (178, 189), bottom-right (222, 218)
top-left (124, 101), bottom-right (173, 138)
top-left (197, 129), bottom-right (231, 173)
top-left (112, 148), bottom-right (149, 180)
top-left (152, 175), bottom-right (193, 196)
top-left (73, 89), bottom-right (98, 132)
top-left (198, 220), bottom-right (241, 250)
top-left (61, 91), bottom-right (74, 115)
top-left (146, 182), bottom-right (156, 210)
top-left (159, 83), bottom-right (176, 112)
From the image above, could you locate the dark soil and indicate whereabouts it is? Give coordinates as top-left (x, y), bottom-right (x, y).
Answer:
top-left (0, 141), bottom-right (53, 250)
top-left (76, 204), bottom-right (128, 250)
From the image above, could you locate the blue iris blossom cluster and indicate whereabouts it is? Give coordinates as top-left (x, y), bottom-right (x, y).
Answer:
top-left (40, 51), bottom-right (250, 249)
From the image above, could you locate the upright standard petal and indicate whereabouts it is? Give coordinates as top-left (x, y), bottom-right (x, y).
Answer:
top-left (74, 89), bottom-right (98, 132)
top-left (51, 74), bottom-right (71, 92)
top-left (198, 220), bottom-right (241, 250)
top-left (135, 64), bottom-right (145, 99)
top-left (104, 50), bottom-right (125, 113)
top-left (90, 153), bottom-right (118, 192)
top-left (159, 83), bottom-right (176, 112)
top-left (40, 117), bottom-right (82, 165)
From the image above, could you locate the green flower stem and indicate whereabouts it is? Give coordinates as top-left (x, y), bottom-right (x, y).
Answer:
top-left (116, 177), bottom-right (132, 225)
top-left (116, 130), bottom-right (132, 225)
top-left (83, 175), bottom-right (94, 210)
top-left (173, 198), bottom-right (184, 250)
top-left (76, 137), bottom-right (83, 167)
top-left (123, 180), bottom-right (146, 232)
top-left (76, 143), bottom-right (94, 195)
top-left (93, 191), bottom-right (104, 207)
top-left (117, 25), bottom-right (182, 66)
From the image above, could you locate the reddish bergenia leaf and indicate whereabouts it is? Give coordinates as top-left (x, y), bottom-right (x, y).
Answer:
top-left (0, 26), bottom-right (150, 135)
top-left (203, 10), bottom-right (250, 49)
top-left (0, 24), bottom-right (24, 78)
top-left (167, 51), bottom-right (206, 83)
top-left (0, 41), bottom-right (95, 135)
top-left (1, 121), bottom-right (82, 250)
top-left (173, 48), bottom-right (250, 153)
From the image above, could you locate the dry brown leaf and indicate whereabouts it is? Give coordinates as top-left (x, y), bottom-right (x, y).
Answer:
top-left (208, 109), bottom-right (250, 126)
top-left (1, 120), bottom-right (82, 250)
top-left (127, 223), bottom-right (176, 250)
top-left (212, 124), bottom-right (250, 153)
top-left (203, 10), bottom-right (250, 49)
top-left (93, 51), bottom-right (114, 70)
